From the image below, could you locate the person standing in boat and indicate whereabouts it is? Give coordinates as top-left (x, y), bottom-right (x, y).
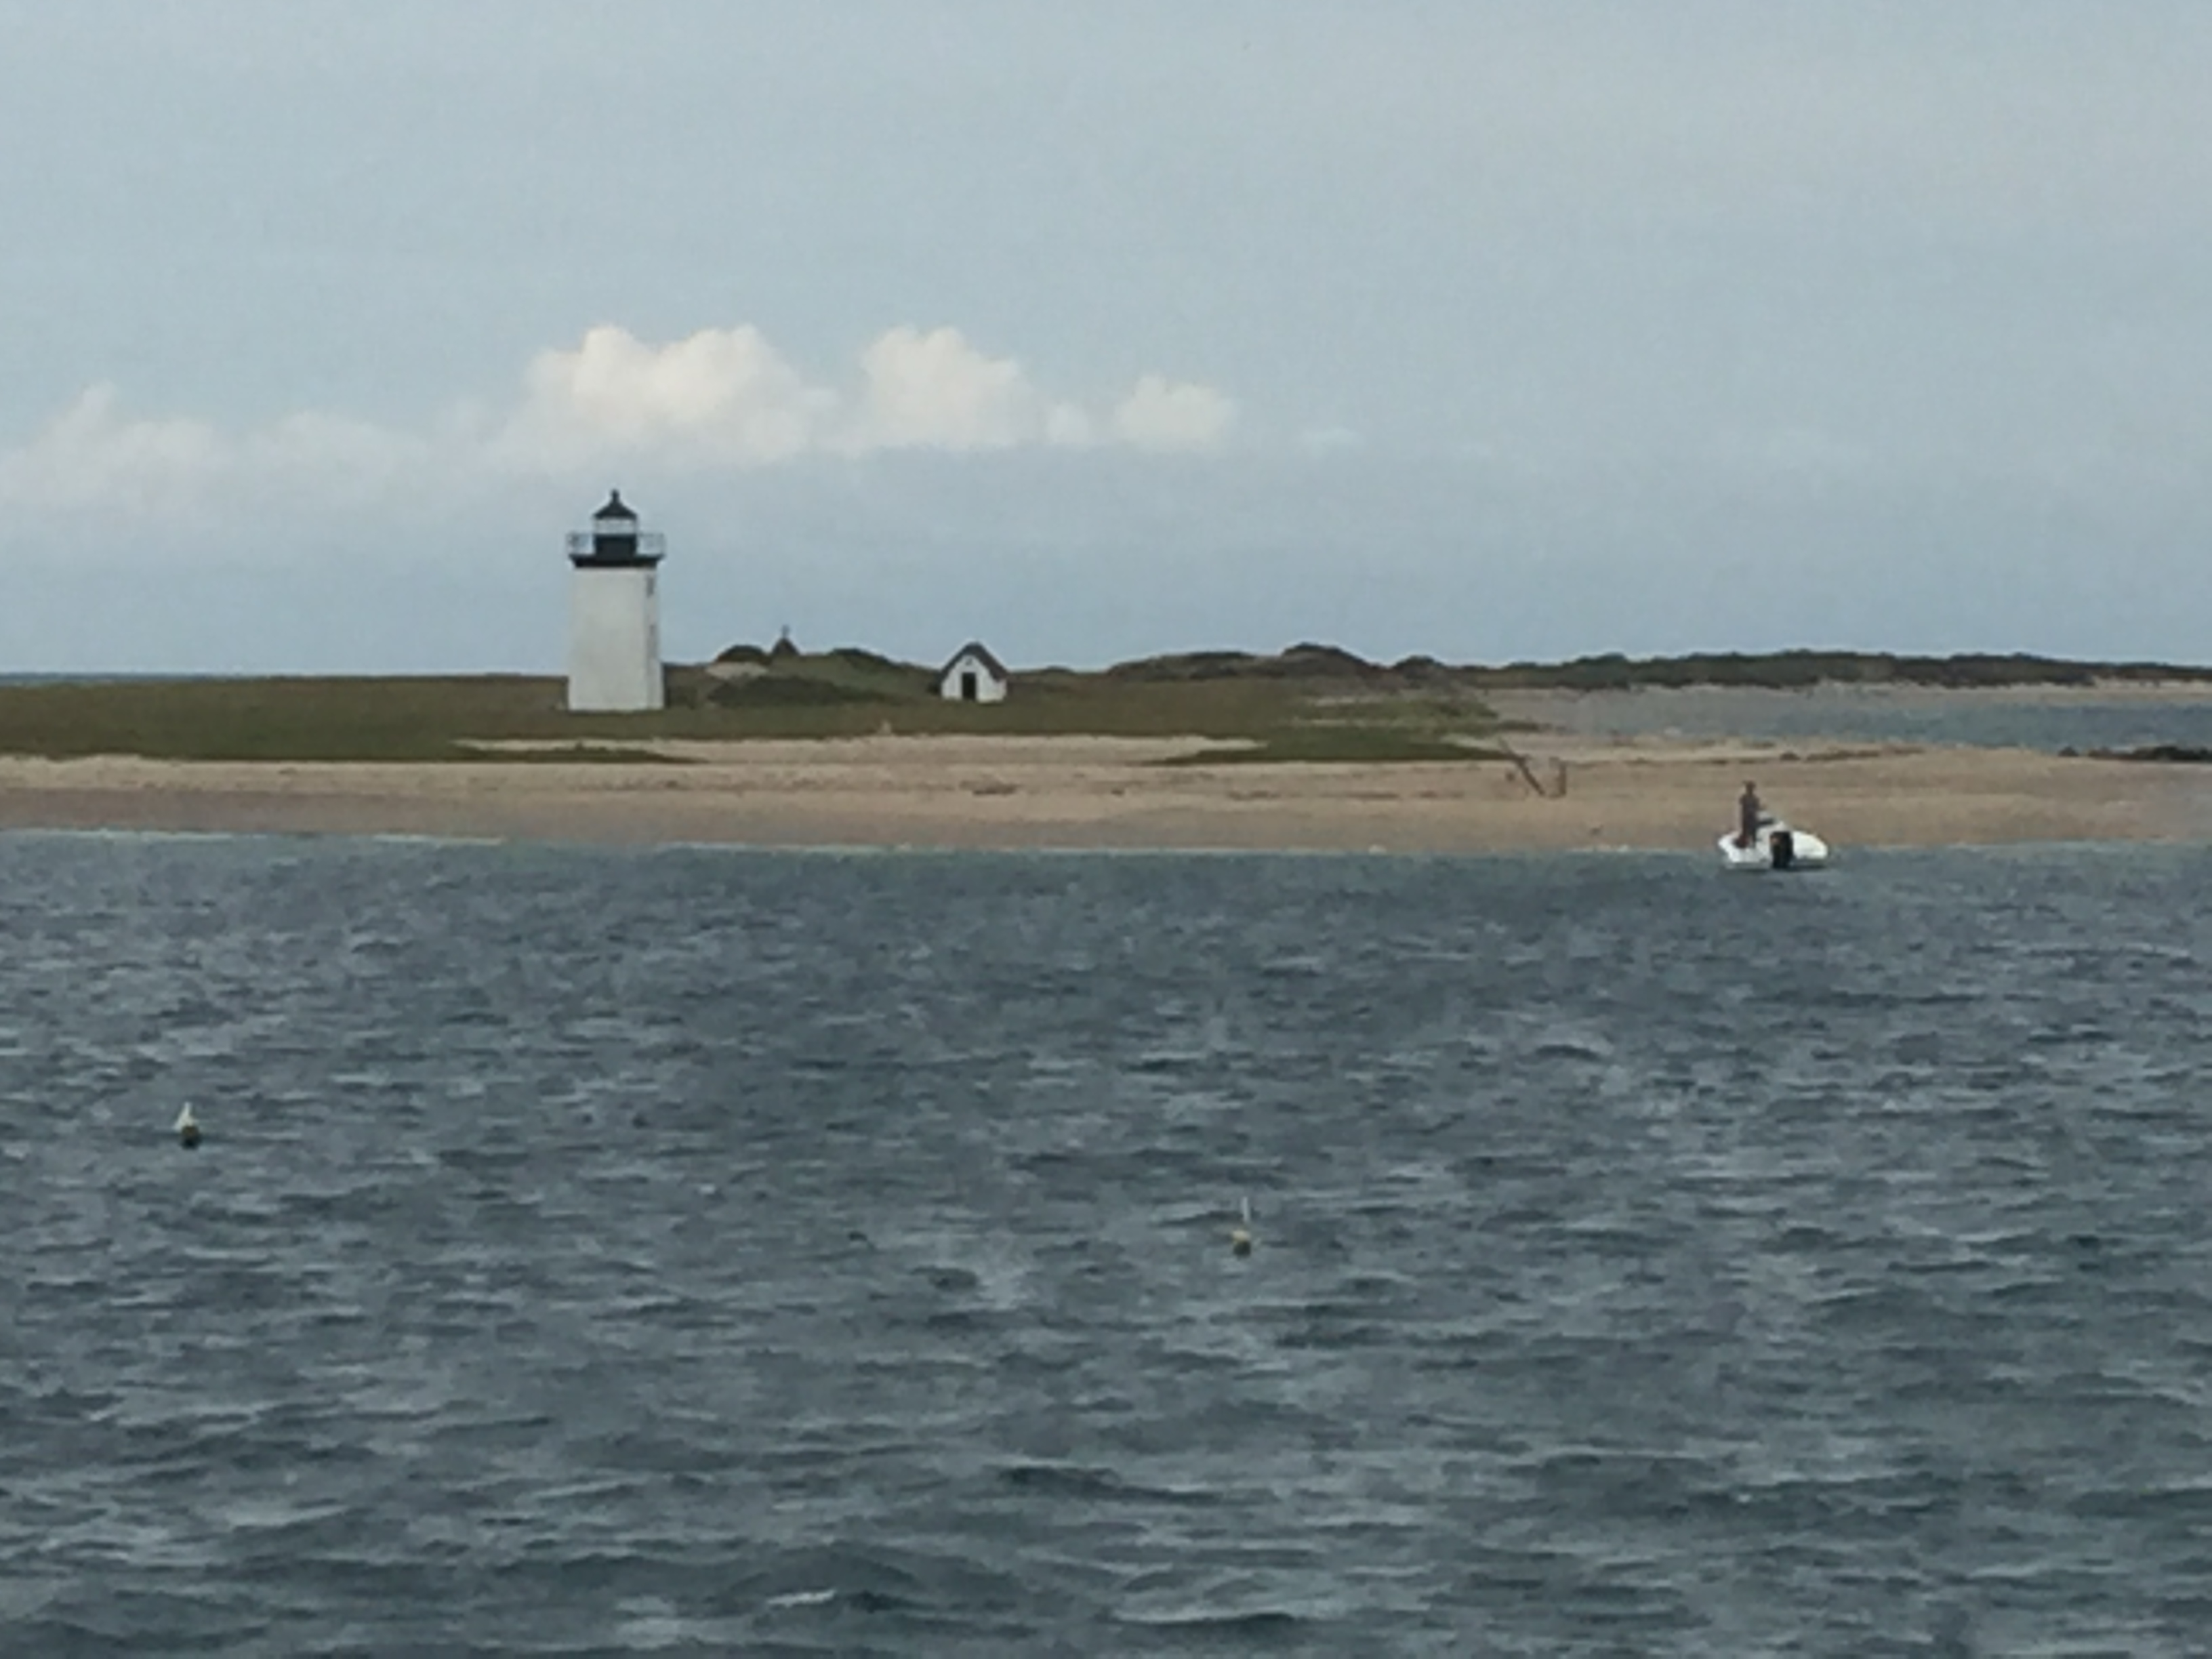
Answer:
top-left (1738, 780), bottom-right (1763, 848)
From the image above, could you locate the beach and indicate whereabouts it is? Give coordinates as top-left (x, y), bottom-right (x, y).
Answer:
top-left (2, 724), bottom-right (2205, 852)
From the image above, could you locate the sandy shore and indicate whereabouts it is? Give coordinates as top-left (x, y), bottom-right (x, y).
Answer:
top-left (2, 731), bottom-right (2207, 853)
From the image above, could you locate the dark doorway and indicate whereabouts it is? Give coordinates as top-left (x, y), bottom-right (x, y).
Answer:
top-left (960, 672), bottom-right (979, 701)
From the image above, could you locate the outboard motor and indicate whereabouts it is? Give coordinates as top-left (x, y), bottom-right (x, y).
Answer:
top-left (1769, 828), bottom-right (1795, 870)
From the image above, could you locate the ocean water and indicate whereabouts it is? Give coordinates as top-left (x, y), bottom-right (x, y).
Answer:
top-left (3, 834), bottom-right (2209, 1655)
top-left (1501, 687), bottom-right (2212, 754)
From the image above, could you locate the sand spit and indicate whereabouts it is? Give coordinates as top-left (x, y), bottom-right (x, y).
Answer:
top-left (2, 730), bottom-right (2205, 853)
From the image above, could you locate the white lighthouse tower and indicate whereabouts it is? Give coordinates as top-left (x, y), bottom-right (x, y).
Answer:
top-left (566, 489), bottom-right (665, 712)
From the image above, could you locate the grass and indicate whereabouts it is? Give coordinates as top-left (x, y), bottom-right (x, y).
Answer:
top-left (0, 656), bottom-right (1504, 762)
top-left (18, 643), bottom-right (2190, 764)
top-left (0, 676), bottom-right (571, 761)
top-left (682, 662), bottom-right (1503, 757)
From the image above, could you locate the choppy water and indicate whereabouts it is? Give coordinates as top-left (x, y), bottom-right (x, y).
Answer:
top-left (3, 834), bottom-right (2209, 1654)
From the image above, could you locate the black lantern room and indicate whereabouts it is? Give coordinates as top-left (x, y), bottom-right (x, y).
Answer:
top-left (566, 490), bottom-right (666, 568)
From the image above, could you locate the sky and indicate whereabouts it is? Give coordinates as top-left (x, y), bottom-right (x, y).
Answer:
top-left (3, 0), bottom-right (2210, 673)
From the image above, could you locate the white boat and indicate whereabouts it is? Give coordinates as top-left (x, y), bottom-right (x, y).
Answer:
top-left (1718, 815), bottom-right (1829, 872)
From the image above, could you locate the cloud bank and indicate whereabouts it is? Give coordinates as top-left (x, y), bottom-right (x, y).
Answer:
top-left (0, 325), bottom-right (1237, 514)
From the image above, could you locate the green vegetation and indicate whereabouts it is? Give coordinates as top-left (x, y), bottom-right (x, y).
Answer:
top-left (0, 676), bottom-right (574, 761)
top-left (2088, 743), bottom-right (2212, 764)
top-left (0, 644), bottom-right (2200, 762)
top-left (0, 653), bottom-right (1498, 762)
top-left (676, 647), bottom-right (1503, 754)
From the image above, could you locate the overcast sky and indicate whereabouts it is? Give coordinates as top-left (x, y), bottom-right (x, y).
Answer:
top-left (5, 1), bottom-right (2209, 672)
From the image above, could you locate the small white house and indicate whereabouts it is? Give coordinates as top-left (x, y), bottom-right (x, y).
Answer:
top-left (936, 642), bottom-right (1010, 703)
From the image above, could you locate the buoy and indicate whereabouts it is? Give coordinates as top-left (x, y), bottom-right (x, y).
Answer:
top-left (174, 1104), bottom-right (201, 1149)
top-left (1229, 1195), bottom-right (1254, 1257)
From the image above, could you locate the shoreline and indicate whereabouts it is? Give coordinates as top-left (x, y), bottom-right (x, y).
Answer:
top-left (3, 731), bottom-right (2206, 853)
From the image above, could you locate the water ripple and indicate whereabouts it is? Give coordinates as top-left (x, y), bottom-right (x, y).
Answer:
top-left (1, 836), bottom-right (2208, 1652)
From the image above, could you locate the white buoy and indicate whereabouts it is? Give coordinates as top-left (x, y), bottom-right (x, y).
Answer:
top-left (1230, 1195), bottom-right (1254, 1257)
top-left (174, 1104), bottom-right (201, 1149)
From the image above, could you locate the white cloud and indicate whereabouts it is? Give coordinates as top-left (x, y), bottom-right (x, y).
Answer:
top-left (1111, 373), bottom-right (1238, 452)
top-left (0, 386), bottom-right (439, 518)
top-left (0, 324), bottom-right (1240, 512)
top-left (492, 323), bottom-right (834, 470)
top-left (245, 410), bottom-right (435, 498)
top-left (846, 325), bottom-right (1063, 453)
top-left (1044, 404), bottom-right (1097, 447)
top-left (0, 385), bottom-right (227, 514)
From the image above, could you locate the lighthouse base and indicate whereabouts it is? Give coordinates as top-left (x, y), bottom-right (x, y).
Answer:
top-left (567, 567), bottom-right (664, 713)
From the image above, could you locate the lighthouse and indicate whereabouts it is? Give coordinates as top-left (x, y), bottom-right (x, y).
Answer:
top-left (566, 490), bottom-right (665, 712)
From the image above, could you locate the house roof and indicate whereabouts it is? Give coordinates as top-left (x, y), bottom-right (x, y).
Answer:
top-left (937, 641), bottom-right (1010, 680)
